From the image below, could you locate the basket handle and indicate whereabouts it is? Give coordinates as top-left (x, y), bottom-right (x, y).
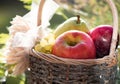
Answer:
top-left (37, 0), bottom-right (118, 56)
top-left (106, 0), bottom-right (118, 56)
top-left (37, 0), bottom-right (45, 26)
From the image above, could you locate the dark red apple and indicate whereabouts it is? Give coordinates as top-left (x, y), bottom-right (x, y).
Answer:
top-left (89, 25), bottom-right (119, 58)
top-left (52, 30), bottom-right (96, 59)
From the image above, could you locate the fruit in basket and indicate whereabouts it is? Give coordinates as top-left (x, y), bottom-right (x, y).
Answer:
top-left (54, 15), bottom-right (89, 38)
top-left (52, 30), bottom-right (96, 59)
top-left (34, 33), bottom-right (55, 53)
top-left (89, 25), bottom-right (119, 58)
top-left (34, 43), bottom-right (41, 52)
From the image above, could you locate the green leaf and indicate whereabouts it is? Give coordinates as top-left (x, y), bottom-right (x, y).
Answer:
top-left (20, 0), bottom-right (32, 10)
top-left (6, 74), bottom-right (25, 84)
top-left (0, 34), bottom-right (9, 44)
top-left (20, 0), bottom-right (32, 4)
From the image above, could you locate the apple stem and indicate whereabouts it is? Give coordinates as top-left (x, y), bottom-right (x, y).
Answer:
top-left (76, 15), bottom-right (80, 24)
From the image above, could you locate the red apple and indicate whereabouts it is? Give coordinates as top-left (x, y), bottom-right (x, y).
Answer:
top-left (89, 25), bottom-right (119, 58)
top-left (52, 30), bottom-right (96, 59)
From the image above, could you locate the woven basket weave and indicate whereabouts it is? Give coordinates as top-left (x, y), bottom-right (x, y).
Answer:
top-left (27, 0), bottom-right (119, 84)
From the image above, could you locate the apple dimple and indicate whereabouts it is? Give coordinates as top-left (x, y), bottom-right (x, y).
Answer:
top-left (66, 41), bottom-right (78, 46)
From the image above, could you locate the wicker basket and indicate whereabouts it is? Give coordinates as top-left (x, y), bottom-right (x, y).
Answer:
top-left (27, 0), bottom-right (119, 84)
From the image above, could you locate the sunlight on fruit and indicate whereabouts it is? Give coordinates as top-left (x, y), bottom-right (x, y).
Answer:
top-left (34, 33), bottom-right (55, 54)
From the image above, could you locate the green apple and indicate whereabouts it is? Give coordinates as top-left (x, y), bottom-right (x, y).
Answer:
top-left (54, 15), bottom-right (89, 38)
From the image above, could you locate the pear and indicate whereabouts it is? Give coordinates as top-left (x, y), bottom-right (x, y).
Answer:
top-left (54, 15), bottom-right (89, 38)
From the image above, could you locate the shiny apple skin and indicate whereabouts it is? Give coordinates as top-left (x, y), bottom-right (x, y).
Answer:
top-left (52, 30), bottom-right (96, 59)
top-left (89, 25), bottom-right (114, 58)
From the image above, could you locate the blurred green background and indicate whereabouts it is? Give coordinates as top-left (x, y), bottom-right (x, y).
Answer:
top-left (0, 0), bottom-right (29, 84)
top-left (0, 0), bottom-right (120, 84)
top-left (0, 0), bottom-right (29, 34)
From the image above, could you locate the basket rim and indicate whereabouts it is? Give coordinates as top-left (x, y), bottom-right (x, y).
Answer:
top-left (30, 49), bottom-right (117, 66)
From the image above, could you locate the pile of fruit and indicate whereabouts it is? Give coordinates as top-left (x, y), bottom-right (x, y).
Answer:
top-left (34, 15), bottom-right (119, 59)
